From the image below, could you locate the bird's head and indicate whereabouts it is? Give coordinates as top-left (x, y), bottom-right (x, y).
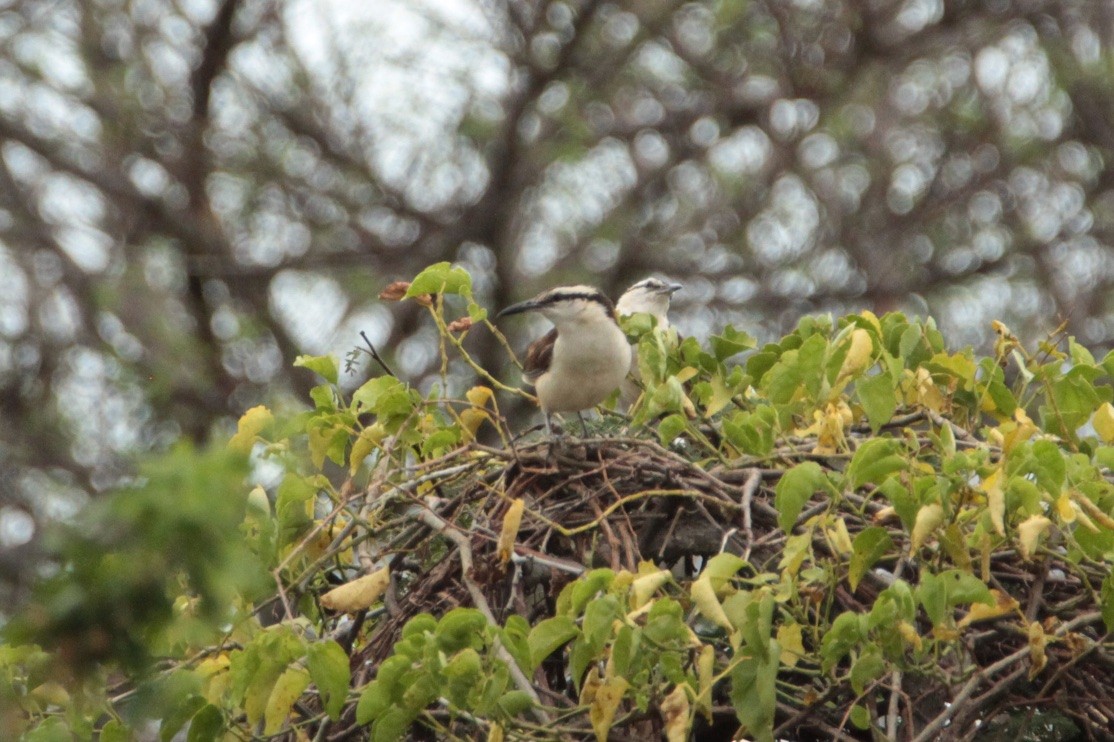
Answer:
top-left (615, 277), bottom-right (682, 323)
top-left (497, 285), bottom-right (616, 326)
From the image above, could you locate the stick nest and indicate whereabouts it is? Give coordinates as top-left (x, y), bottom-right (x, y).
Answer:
top-left (341, 429), bottom-right (1114, 741)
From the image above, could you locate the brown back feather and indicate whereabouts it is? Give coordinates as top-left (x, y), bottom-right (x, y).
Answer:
top-left (522, 328), bottom-right (557, 383)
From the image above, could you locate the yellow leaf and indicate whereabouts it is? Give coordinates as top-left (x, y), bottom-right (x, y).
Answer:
top-left (349, 426), bottom-right (383, 475)
top-left (229, 405), bottom-right (273, 454)
top-left (246, 486), bottom-right (271, 515)
top-left (913, 367), bottom-right (946, 412)
top-left (999, 408), bottom-right (1038, 453)
top-left (1028, 621), bottom-right (1048, 679)
top-left (580, 665), bottom-right (602, 705)
top-left (29, 681), bottom-right (70, 707)
top-left (660, 685), bottom-right (692, 742)
top-left (777, 622), bottom-right (805, 668)
top-left (705, 375), bottom-right (734, 418)
top-left (466, 385), bottom-right (494, 407)
top-left (320, 567), bottom-right (390, 612)
top-left (858, 310), bottom-right (882, 335)
top-left (897, 621), bottom-right (923, 651)
top-left (1017, 515), bottom-right (1051, 560)
top-left (824, 517), bottom-right (853, 557)
top-left (197, 654), bottom-right (230, 679)
top-left (690, 574), bottom-right (733, 631)
top-left (1071, 490), bottom-right (1114, 529)
top-left (957, 589), bottom-right (1020, 628)
top-left (838, 328), bottom-right (874, 380)
top-left (909, 503), bottom-right (944, 553)
top-left (630, 569), bottom-right (670, 609)
top-left (1056, 492), bottom-right (1076, 523)
top-left (1094, 402), bottom-right (1114, 443)
top-left (589, 675), bottom-right (630, 742)
top-left (815, 403), bottom-right (848, 454)
top-left (460, 386), bottom-right (496, 441)
top-left (264, 665), bottom-right (311, 734)
top-left (487, 723), bottom-right (505, 742)
top-left (695, 645), bottom-right (714, 722)
top-left (981, 468), bottom-right (1005, 536)
top-left (459, 409), bottom-right (490, 441)
top-left (497, 499), bottom-right (525, 564)
top-left (674, 366), bottom-right (699, 383)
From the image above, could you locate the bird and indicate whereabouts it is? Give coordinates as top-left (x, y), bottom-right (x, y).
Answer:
top-left (498, 285), bottom-right (631, 437)
top-left (615, 277), bottom-right (682, 407)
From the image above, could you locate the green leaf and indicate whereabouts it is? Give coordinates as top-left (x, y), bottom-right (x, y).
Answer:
top-left (701, 552), bottom-right (747, 591)
top-left (99, 721), bottom-right (130, 742)
top-left (294, 355), bottom-right (339, 385)
top-left (401, 613), bottom-right (437, 641)
top-left (527, 615), bottom-right (579, 670)
top-left (722, 407), bottom-right (776, 456)
top-left (857, 371), bottom-right (897, 432)
top-left (728, 644), bottom-right (779, 742)
top-left (849, 704), bottom-right (871, 730)
top-left (186, 704), bottom-right (225, 742)
top-left (658, 413), bottom-right (687, 446)
top-left (23, 719), bottom-right (72, 742)
top-left (467, 300), bottom-right (488, 321)
top-left (560, 568), bottom-right (615, 616)
top-left (435, 608), bottom-right (488, 652)
top-left (820, 611), bottom-right (865, 670)
top-left (407, 261), bottom-right (473, 297)
top-left (264, 665), bottom-right (311, 734)
top-left (443, 647), bottom-right (483, 707)
top-left (500, 614), bottom-right (532, 673)
top-left (372, 706), bottom-right (415, 742)
top-left (356, 679), bottom-right (393, 724)
top-left (160, 695), bottom-right (208, 742)
top-left (274, 474), bottom-right (315, 545)
top-left (847, 438), bottom-right (906, 490)
top-left (352, 376), bottom-right (411, 416)
top-left (850, 648), bottom-right (886, 695)
top-left (1102, 571), bottom-right (1114, 634)
top-left (582, 595), bottom-right (621, 650)
top-left (1041, 366), bottom-right (1105, 438)
top-left (775, 462), bottom-right (829, 533)
top-left (711, 324), bottom-right (756, 361)
top-left (307, 640), bottom-right (351, 720)
top-left (848, 527), bottom-right (893, 592)
top-left (497, 690), bottom-right (536, 718)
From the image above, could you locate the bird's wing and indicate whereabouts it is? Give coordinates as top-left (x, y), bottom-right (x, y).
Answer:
top-left (522, 327), bottom-right (557, 384)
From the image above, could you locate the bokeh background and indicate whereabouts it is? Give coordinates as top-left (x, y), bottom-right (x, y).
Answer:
top-left (2, 0), bottom-right (1114, 585)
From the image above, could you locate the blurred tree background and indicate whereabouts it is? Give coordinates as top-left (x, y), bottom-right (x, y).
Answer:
top-left (2, 0), bottom-right (1114, 591)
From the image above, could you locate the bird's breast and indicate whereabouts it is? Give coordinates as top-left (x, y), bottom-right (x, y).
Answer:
top-left (535, 322), bottom-right (629, 413)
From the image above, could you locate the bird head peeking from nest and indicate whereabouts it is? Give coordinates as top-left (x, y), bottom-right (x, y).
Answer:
top-left (616, 277), bottom-right (683, 328)
top-left (498, 285), bottom-right (631, 437)
top-left (615, 277), bottom-right (682, 408)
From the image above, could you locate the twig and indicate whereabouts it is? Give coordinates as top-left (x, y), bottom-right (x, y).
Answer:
top-left (358, 330), bottom-right (395, 377)
top-left (912, 611), bottom-right (1105, 742)
top-left (738, 468), bottom-right (760, 560)
top-left (416, 508), bottom-right (552, 726)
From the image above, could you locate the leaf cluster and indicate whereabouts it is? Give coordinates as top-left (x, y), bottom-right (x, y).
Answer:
top-left (3, 264), bottom-right (1114, 741)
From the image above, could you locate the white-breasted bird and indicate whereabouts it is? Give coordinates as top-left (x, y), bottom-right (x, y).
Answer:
top-left (498, 285), bottom-right (631, 436)
top-left (615, 277), bottom-right (682, 407)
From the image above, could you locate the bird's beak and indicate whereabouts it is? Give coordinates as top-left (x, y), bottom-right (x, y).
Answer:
top-left (666, 283), bottom-right (683, 295)
top-left (497, 298), bottom-right (539, 318)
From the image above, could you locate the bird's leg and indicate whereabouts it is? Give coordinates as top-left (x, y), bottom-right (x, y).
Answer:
top-left (543, 412), bottom-right (554, 439)
top-left (577, 411), bottom-right (589, 437)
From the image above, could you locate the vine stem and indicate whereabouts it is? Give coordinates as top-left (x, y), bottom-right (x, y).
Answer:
top-left (911, 611), bottom-right (1104, 742)
top-left (415, 507), bottom-right (553, 726)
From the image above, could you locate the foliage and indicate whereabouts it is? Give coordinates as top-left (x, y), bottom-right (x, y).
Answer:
top-left (3, 263), bottom-right (1114, 740)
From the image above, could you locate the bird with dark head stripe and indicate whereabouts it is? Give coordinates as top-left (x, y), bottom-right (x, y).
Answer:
top-left (615, 277), bottom-right (682, 408)
top-left (498, 285), bottom-right (630, 436)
